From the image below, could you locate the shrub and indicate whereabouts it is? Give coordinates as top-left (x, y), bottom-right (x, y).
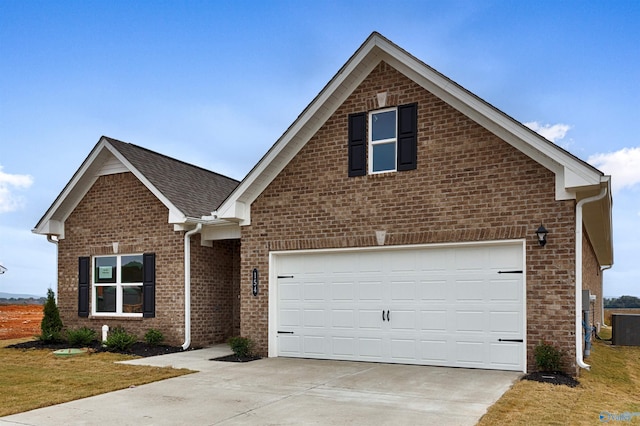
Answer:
top-left (144, 329), bottom-right (164, 346)
top-left (104, 326), bottom-right (137, 352)
top-left (66, 327), bottom-right (97, 346)
top-left (535, 341), bottom-right (564, 372)
top-left (228, 336), bottom-right (254, 358)
top-left (39, 288), bottom-right (63, 343)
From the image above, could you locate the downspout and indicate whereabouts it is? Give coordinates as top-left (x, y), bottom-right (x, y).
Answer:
top-left (600, 265), bottom-right (613, 326)
top-left (182, 223), bottom-right (202, 350)
top-left (46, 235), bottom-right (59, 303)
top-left (575, 186), bottom-right (607, 370)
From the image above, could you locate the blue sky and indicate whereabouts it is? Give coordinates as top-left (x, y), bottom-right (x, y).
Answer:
top-left (1, 1), bottom-right (638, 298)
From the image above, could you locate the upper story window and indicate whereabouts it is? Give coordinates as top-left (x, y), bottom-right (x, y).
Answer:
top-left (93, 254), bottom-right (144, 316)
top-left (369, 108), bottom-right (397, 173)
top-left (348, 103), bottom-right (417, 177)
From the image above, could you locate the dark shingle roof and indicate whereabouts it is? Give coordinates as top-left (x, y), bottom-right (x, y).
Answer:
top-left (104, 137), bottom-right (239, 218)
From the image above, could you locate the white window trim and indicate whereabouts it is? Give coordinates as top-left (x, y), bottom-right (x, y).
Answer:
top-left (92, 254), bottom-right (143, 317)
top-left (368, 107), bottom-right (397, 174)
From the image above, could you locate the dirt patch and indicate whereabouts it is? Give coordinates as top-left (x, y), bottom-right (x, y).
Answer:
top-left (0, 305), bottom-right (43, 340)
top-left (8, 339), bottom-right (186, 357)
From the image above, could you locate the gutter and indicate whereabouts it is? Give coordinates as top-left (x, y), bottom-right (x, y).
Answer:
top-left (575, 186), bottom-right (608, 370)
top-left (182, 223), bottom-right (202, 350)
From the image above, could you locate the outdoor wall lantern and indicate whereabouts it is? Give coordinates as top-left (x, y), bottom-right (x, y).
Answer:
top-left (535, 224), bottom-right (549, 247)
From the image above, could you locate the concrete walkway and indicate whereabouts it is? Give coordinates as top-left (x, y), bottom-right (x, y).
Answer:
top-left (0, 345), bottom-right (520, 425)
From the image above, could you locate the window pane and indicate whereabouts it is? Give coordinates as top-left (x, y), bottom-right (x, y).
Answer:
top-left (372, 110), bottom-right (396, 141)
top-left (122, 255), bottom-right (143, 283)
top-left (95, 257), bottom-right (116, 283)
top-left (96, 286), bottom-right (116, 312)
top-left (123, 286), bottom-right (143, 313)
top-left (373, 142), bottom-right (396, 172)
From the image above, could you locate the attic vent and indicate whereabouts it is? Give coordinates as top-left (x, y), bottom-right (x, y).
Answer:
top-left (365, 92), bottom-right (399, 110)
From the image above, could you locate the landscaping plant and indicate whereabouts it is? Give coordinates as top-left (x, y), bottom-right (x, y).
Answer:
top-left (144, 328), bottom-right (164, 346)
top-left (104, 326), bottom-right (137, 352)
top-left (66, 327), bottom-right (97, 346)
top-left (228, 336), bottom-right (254, 358)
top-left (534, 341), bottom-right (564, 372)
top-left (39, 288), bottom-right (63, 343)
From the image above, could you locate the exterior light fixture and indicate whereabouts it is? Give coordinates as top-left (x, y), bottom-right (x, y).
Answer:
top-left (535, 224), bottom-right (548, 247)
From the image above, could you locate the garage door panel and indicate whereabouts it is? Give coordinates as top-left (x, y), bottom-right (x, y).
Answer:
top-left (388, 310), bottom-right (416, 330)
top-left (489, 279), bottom-right (521, 301)
top-left (455, 310), bottom-right (486, 332)
top-left (455, 280), bottom-right (485, 301)
top-left (332, 337), bottom-right (355, 356)
top-left (303, 283), bottom-right (326, 301)
top-left (490, 342), bottom-right (522, 367)
top-left (276, 243), bottom-right (524, 371)
top-left (358, 281), bottom-right (383, 301)
top-left (490, 311), bottom-right (521, 333)
top-left (358, 337), bottom-right (384, 359)
top-left (359, 309), bottom-right (384, 329)
top-left (419, 339), bottom-right (448, 362)
top-left (303, 335), bottom-right (326, 355)
top-left (390, 338), bottom-right (417, 360)
top-left (303, 309), bottom-right (326, 328)
top-left (419, 279), bottom-right (447, 301)
top-left (331, 282), bottom-right (355, 300)
top-left (279, 308), bottom-right (301, 327)
top-left (420, 310), bottom-right (447, 331)
top-left (279, 283), bottom-right (301, 301)
top-left (331, 309), bottom-right (355, 328)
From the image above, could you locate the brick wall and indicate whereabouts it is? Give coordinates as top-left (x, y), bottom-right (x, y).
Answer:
top-left (240, 61), bottom-right (580, 374)
top-left (58, 172), bottom-right (237, 347)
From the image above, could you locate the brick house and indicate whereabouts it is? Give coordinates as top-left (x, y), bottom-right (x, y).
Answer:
top-left (34, 33), bottom-right (612, 375)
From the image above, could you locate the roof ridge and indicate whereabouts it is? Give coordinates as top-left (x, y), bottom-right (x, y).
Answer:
top-left (102, 135), bottom-right (240, 184)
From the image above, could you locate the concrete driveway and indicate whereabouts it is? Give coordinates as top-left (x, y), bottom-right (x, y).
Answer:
top-left (0, 345), bottom-right (520, 425)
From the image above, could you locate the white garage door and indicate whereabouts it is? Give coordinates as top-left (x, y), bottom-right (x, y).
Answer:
top-left (273, 242), bottom-right (525, 371)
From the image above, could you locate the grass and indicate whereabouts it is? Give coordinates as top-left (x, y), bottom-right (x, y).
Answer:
top-left (479, 327), bottom-right (640, 425)
top-left (0, 338), bottom-right (193, 417)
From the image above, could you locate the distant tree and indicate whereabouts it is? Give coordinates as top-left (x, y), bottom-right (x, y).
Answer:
top-left (604, 295), bottom-right (640, 308)
top-left (39, 288), bottom-right (64, 342)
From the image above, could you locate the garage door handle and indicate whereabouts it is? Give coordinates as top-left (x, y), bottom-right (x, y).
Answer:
top-left (278, 331), bottom-right (294, 334)
top-left (498, 339), bottom-right (523, 342)
top-left (386, 310), bottom-right (390, 321)
top-left (382, 310), bottom-right (386, 321)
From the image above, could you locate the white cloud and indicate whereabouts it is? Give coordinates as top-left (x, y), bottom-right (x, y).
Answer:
top-left (588, 147), bottom-right (640, 192)
top-left (524, 121), bottom-right (572, 146)
top-left (0, 165), bottom-right (34, 213)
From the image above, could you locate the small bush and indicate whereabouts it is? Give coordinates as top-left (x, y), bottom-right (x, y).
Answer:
top-left (39, 288), bottom-right (64, 343)
top-left (66, 327), bottom-right (97, 346)
top-left (104, 326), bottom-right (137, 352)
top-left (144, 329), bottom-right (164, 346)
top-left (228, 336), bottom-right (254, 358)
top-left (535, 341), bottom-right (564, 372)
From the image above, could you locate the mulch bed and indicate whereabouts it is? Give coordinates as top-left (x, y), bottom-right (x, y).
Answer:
top-left (522, 371), bottom-right (580, 387)
top-left (210, 354), bottom-right (261, 363)
top-left (7, 340), bottom-right (186, 357)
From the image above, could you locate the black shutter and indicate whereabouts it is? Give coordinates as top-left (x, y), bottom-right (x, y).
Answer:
top-left (397, 103), bottom-right (417, 171)
top-left (142, 253), bottom-right (156, 318)
top-left (348, 112), bottom-right (367, 176)
top-left (78, 257), bottom-right (90, 317)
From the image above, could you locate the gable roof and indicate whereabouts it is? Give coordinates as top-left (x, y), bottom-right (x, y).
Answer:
top-left (33, 136), bottom-right (239, 237)
top-left (214, 31), bottom-right (612, 264)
